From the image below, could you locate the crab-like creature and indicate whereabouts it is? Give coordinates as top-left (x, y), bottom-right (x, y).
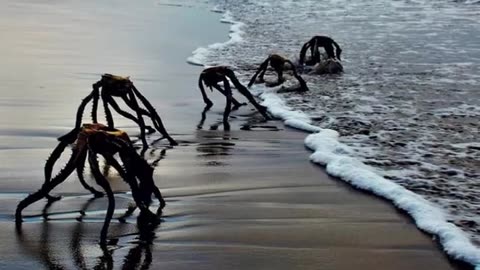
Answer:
top-left (299, 36), bottom-right (342, 66)
top-left (15, 123), bottom-right (165, 244)
top-left (198, 66), bottom-right (271, 128)
top-left (76, 74), bottom-right (177, 148)
top-left (248, 54), bottom-right (309, 91)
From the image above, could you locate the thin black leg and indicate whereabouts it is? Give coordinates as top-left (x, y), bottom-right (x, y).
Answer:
top-left (131, 86), bottom-right (177, 146)
top-left (16, 150), bottom-right (78, 222)
top-left (88, 150), bottom-right (115, 245)
top-left (76, 149), bottom-right (104, 197)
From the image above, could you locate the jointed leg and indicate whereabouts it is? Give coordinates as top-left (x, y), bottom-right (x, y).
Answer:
top-left (286, 60), bottom-right (309, 92)
top-left (101, 92), bottom-right (114, 128)
top-left (248, 59), bottom-right (269, 87)
top-left (16, 150), bottom-right (79, 222)
top-left (229, 77), bottom-right (271, 120)
top-left (222, 79), bottom-right (233, 130)
top-left (198, 75), bottom-right (214, 108)
top-left (107, 96), bottom-right (155, 133)
top-left (131, 86), bottom-right (177, 146)
top-left (91, 86), bottom-right (100, 124)
top-left (126, 91), bottom-right (149, 149)
top-left (324, 43), bottom-right (336, 59)
top-left (75, 91), bottom-right (94, 129)
top-left (76, 149), bottom-right (104, 198)
top-left (44, 140), bottom-right (71, 202)
top-left (88, 151), bottom-right (115, 245)
top-left (212, 84), bottom-right (245, 108)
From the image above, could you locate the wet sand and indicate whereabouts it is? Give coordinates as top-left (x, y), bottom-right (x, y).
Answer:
top-left (0, 1), bottom-right (470, 269)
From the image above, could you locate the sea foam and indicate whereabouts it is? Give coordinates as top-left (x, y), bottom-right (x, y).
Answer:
top-left (187, 10), bottom-right (245, 66)
top-left (186, 6), bottom-right (480, 269)
top-left (255, 85), bottom-right (480, 269)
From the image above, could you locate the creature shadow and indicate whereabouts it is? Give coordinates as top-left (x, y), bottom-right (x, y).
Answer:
top-left (15, 197), bottom-right (162, 270)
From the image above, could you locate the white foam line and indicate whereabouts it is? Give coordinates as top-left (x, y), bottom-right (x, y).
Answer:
top-left (184, 5), bottom-right (480, 267)
top-left (187, 10), bottom-right (245, 66)
top-left (256, 85), bottom-right (480, 269)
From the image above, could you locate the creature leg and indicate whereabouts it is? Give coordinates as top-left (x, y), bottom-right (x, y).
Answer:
top-left (233, 81), bottom-right (271, 120)
top-left (126, 91), bottom-right (149, 149)
top-left (16, 150), bottom-right (78, 222)
top-left (103, 154), bottom-right (153, 213)
top-left (222, 79), bottom-right (233, 130)
top-left (88, 151), bottom-right (115, 245)
top-left (275, 66), bottom-right (284, 85)
top-left (287, 60), bottom-right (309, 92)
top-left (212, 84), bottom-right (245, 108)
top-left (101, 92), bottom-right (115, 128)
top-left (107, 96), bottom-right (155, 133)
top-left (198, 75), bottom-right (214, 107)
top-left (324, 43), bottom-right (336, 59)
top-left (76, 149), bottom-right (104, 198)
top-left (131, 86), bottom-right (177, 146)
top-left (248, 59), bottom-right (269, 87)
top-left (91, 87), bottom-right (100, 124)
top-left (75, 91), bottom-right (94, 129)
top-left (43, 140), bottom-right (70, 202)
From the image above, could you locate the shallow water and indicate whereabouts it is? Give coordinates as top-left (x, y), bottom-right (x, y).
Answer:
top-left (204, 0), bottom-right (480, 246)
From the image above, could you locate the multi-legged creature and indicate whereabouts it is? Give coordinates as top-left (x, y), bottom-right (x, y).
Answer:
top-left (76, 74), bottom-right (177, 148)
top-left (198, 66), bottom-right (271, 128)
top-left (247, 54), bottom-right (309, 91)
top-left (299, 36), bottom-right (342, 66)
top-left (15, 123), bottom-right (165, 244)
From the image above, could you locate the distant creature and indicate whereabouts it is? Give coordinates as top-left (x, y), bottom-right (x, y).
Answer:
top-left (15, 123), bottom-right (165, 245)
top-left (198, 66), bottom-right (271, 129)
top-left (75, 74), bottom-right (177, 148)
top-left (299, 36), bottom-right (342, 66)
top-left (248, 54), bottom-right (309, 92)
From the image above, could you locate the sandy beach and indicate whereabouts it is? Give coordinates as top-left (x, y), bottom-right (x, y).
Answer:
top-left (0, 1), bottom-right (473, 269)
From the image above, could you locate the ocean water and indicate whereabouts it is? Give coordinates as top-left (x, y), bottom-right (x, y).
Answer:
top-left (188, 0), bottom-right (480, 267)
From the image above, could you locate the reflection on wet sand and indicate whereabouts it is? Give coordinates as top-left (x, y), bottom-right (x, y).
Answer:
top-left (16, 198), bottom-right (161, 270)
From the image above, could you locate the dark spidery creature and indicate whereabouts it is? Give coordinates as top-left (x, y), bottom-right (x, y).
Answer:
top-left (15, 123), bottom-right (165, 245)
top-left (248, 54), bottom-right (309, 91)
top-left (198, 66), bottom-right (272, 129)
top-left (299, 36), bottom-right (342, 66)
top-left (75, 74), bottom-right (177, 148)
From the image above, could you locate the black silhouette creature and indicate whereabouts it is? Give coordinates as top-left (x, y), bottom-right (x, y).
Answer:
top-left (15, 123), bottom-right (165, 245)
top-left (248, 54), bottom-right (309, 91)
top-left (299, 36), bottom-right (342, 66)
top-left (75, 74), bottom-right (177, 148)
top-left (198, 66), bottom-right (271, 127)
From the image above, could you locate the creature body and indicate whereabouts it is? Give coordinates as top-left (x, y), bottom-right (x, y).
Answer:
top-left (299, 36), bottom-right (342, 66)
top-left (310, 59), bottom-right (344, 75)
top-left (75, 74), bottom-right (177, 148)
top-left (248, 54), bottom-right (309, 92)
top-left (15, 123), bottom-right (165, 244)
top-left (198, 66), bottom-right (271, 128)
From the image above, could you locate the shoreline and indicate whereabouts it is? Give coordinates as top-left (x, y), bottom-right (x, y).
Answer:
top-left (0, 1), bottom-right (474, 269)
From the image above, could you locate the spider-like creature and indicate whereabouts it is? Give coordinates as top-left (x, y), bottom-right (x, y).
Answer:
top-left (76, 74), bottom-right (177, 148)
top-left (198, 66), bottom-right (272, 128)
top-left (247, 54), bottom-right (309, 91)
top-left (15, 123), bottom-right (165, 245)
top-left (299, 36), bottom-right (342, 66)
